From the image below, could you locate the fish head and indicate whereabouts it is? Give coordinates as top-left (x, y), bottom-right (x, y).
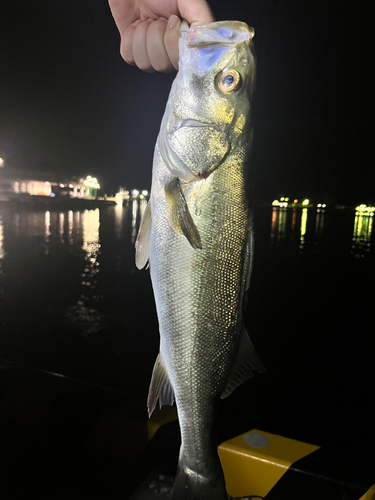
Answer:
top-left (160, 21), bottom-right (256, 183)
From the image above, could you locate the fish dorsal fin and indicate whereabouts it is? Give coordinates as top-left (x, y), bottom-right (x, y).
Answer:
top-left (220, 327), bottom-right (266, 399)
top-left (147, 353), bottom-right (175, 417)
top-left (165, 176), bottom-right (202, 249)
top-left (135, 200), bottom-right (152, 270)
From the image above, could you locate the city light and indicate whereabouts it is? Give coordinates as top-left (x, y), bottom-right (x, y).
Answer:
top-left (82, 176), bottom-right (100, 198)
top-left (272, 199), bottom-right (288, 208)
top-left (302, 199), bottom-right (310, 206)
top-left (355, 204), bottom-right (375, 216)
top-left (132, 189), bottom-right (140, 198)
top-left (0, 157), bottom-right (4, 168)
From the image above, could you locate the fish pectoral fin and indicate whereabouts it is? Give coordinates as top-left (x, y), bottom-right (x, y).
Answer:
top-left (135, 200), bottom-right (152, 270)
top-left (165, 176), bottom-right (202, 249)
top-left (220, 327), bottom-right (266, 399)
top-left (147, 353), bottom-right (175, 417)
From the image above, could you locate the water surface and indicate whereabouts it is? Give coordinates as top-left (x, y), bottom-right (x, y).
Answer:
top-left (0, 202), bottom-right (373, 456)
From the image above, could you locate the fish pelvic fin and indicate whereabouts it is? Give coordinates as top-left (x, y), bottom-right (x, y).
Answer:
top-left (135, 200), bottom-right (151, 270)
top-left (221, 327), bottom-right (266, 399)
top-left (165, 176), bottom-right (202, 249)
top-left (147, 353), bottom-right (175, 418)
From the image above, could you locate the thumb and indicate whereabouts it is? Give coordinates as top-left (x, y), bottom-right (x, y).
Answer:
top-left (178, 0), bottom-right (215, 26)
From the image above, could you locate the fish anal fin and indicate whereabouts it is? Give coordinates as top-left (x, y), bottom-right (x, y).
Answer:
top-left (135, 200), bottom-right (152, 270)
top-left (147, 353), bottom-right (175, 418)
top-left (221, 327), bottom-right (266, 400)
top-left (165, 176), bottom-right (202, 249)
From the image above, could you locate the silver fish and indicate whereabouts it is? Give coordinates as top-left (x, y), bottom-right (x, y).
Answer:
top-left (135, 20), bottom-right (265, 500)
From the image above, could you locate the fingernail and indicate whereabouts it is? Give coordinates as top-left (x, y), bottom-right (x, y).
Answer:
top-left (168, 15), bottom-right (180, 29)
top-left (159, 17), bottom-right (168, 21)
top-left (147, 18), bottom-right (154, 22)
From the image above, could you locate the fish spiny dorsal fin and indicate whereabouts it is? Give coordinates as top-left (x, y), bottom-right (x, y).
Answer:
top-left (165, 176), bottom-right (202, 249)
top-left (135, 200), bottom-right (152, 270)
top-left (220, 327), bottom-right (266, 399)
top-left (147, 353), bottom-right (175, 417)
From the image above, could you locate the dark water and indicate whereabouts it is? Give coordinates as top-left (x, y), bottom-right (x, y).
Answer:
top-left (0, 202), bottom-right (373, 457)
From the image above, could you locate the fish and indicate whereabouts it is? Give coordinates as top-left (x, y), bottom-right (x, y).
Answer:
top-left (135, 20), bottom-right (265, 500)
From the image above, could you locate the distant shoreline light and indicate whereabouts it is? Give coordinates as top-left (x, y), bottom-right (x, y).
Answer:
top-left (355, 204), bottom-right (375, 216)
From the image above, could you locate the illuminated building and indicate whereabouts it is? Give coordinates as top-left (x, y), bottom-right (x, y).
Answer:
top-left (0, 167), bottom-right (100, 201)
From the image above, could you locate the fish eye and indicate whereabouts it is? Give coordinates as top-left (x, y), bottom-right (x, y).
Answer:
top-left (218, 70), bottom-right (241, 93)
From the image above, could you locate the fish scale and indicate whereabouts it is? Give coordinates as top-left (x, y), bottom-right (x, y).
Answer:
top-left (135, 20), bottom-right (265, 500)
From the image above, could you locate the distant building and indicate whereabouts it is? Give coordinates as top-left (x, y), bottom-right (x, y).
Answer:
top-left (0, 168), bottom-right (97, 201)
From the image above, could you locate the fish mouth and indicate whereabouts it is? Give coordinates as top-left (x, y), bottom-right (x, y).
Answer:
top-left (168, 118), bottom-right (218, 135)
top-left (179, 118), bottom-right (215, 128)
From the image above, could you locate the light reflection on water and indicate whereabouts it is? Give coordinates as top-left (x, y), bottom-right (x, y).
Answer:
top-left (299, 208), bottom-right (308, 253)
top-left (0, 214), bottom-right (4, 286)
top-left (66, 208), bottom-right (102, 336)
top-left (59, 212), bottom-right (65, 244)
top-left (0, 214), bottom-right (4, 261)
top-left (0, 202), bottom-right (372, 394)
top-left (0, 203), bottom-right (372, 321)
top-left (81, 208), bottom-right (100, 291)
top-left (351, 212), bottom-right (373, 258)
top-left (0, 204), bottom-right (372, 293)
top-left (68, 210), bottom-right (74, 245)
top-left (114, 202), bottom-right (124, 238)
top-left (268, 205), bottom-right (374, 258)
top-left (315, 208), bottom-right (325, 239)
top-left (44, 211), bottom-right (51, 253)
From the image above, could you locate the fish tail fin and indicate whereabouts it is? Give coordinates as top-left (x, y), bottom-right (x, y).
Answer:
top-left (169, 459), bottom-right (228, 500)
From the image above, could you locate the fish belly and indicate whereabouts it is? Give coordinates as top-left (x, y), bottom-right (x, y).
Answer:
top-left (149, 143), bottom-right (249, 497)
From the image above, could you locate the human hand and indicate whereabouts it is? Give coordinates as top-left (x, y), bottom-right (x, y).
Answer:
top-left (108, 0), bottom-right (214, 72)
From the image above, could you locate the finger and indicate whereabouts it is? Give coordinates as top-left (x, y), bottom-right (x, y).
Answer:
top-left (147, 20), bottom-right (174, 73)
top-left (178, 0), bottom-right (215, 26)
top-left (164, 15), bottom-right (181, 71)
top-left (132, 20), bottom-right (155, 73)
top-left (108, 0), bottom-right (138, 34)
top-left (120, 22), bottom-right (139, 65)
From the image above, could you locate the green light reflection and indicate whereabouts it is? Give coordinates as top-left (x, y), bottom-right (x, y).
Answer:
top-left (351, 211), bottom-right (373, 258)
top-left (299, 208), bottom-right (308, 253)
top-left (270, 207), bottom-right (288, 242)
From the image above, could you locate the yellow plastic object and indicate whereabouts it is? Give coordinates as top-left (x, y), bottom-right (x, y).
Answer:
top-left (147, 405), bottom-right (178, 441)
top-left (359, 484), bottom-right (375, 500)
top-left (218, 429), bottom-right (320, 498)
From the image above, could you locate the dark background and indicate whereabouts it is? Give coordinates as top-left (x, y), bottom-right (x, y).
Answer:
top-left (0, 3), bottom-right (373, 494)
top-left (0, 0), bottom-right (371, 204)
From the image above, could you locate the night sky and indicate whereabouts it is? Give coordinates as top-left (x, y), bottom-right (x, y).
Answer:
top-left (0, 0), bottom-right (371, 204)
